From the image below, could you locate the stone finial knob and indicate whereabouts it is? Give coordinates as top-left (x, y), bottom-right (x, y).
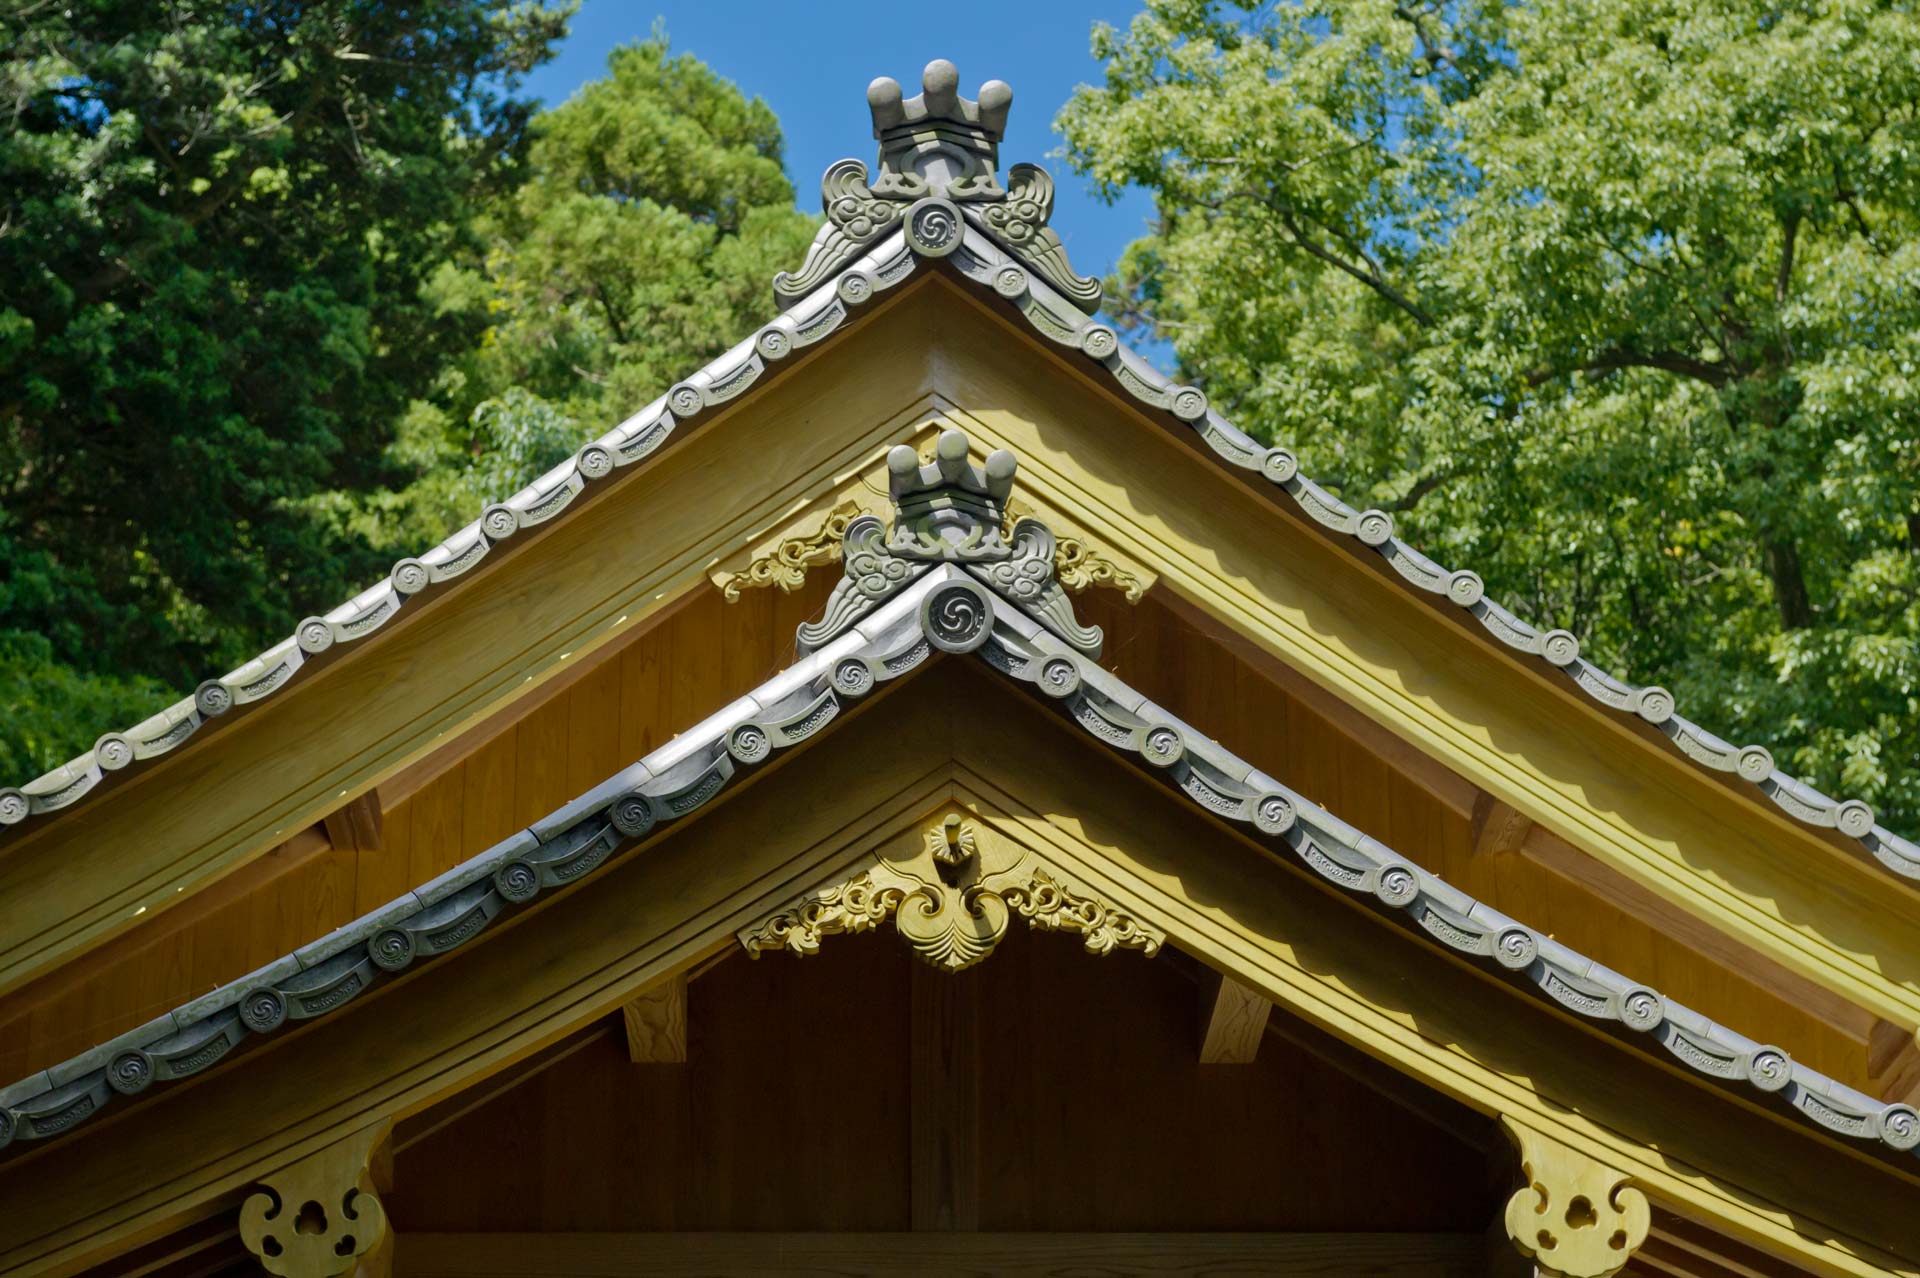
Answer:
top-left (868, 76), bottom-right (905, 130)
top-left (922, 59), bottom-right (960, 105)
top-left (977, 79), bottom-right (1013, 135)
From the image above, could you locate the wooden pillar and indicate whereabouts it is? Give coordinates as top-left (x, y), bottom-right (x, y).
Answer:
top-left (1199, 973), bottom-right (1270, 1064)
top-left (910, 961), bottom-right (980, 1231)
top-left (240, 1121), bottom-right (391, 1277)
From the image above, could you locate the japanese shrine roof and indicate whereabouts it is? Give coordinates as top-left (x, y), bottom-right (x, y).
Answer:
top-left (4, 58), bottom-right (1914, 898)
top-left (2, 425), bottom-right (1916, 1167)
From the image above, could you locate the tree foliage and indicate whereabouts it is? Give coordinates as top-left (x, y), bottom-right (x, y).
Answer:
top-left (1060, 0), bottom-right (1920, 827)
top-left (0, 0), bottom-right (571, 774)
top-left (0, 15), bottom-right (812, 781)
top-left (296, 36), bottom-right (816, 564)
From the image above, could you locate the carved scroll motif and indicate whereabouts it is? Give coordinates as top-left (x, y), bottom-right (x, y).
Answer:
top-left (1501, 1118), bottom-right (1650, 1278)
top-left (1002, 498), bottom-right (1149, 604)
top-left (739, 813), bottom-right (1162, 972)
top-left (712, 500), bottom-right (867, 601)
top-left (1055, 533), bottom-right (1147, 603)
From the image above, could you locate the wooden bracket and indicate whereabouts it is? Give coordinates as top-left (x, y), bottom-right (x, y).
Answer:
top-left (1199, 973), bottom-right (1270, 1064)
top-left (1500, 1117), bottom-right (1648, 1278)
top-left (321, 790), bottom-right (383, 854)
top-left (1869, 1019), bottom-right (1920, 1104)
top-left (240, 1121), bottom-right (391, 1278)
top-left (1472, 792), bottom-right (1534, 859)
top-left (622, 975), bottom-right (688, 1063)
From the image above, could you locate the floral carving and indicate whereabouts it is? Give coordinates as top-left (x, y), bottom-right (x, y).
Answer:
top-left (714, 501), bottom-right (866, 601)
top-left (1055, 533), bottom-right (1147, 603)
top-left (739, 812), bottom-right (1162, 972)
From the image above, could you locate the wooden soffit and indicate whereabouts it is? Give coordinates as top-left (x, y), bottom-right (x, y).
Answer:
top-left (0, 666), bottom-right (1914, 1278)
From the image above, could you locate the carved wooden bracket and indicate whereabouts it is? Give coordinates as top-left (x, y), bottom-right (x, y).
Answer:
top-left (1500, 1117), bottom-right (1649, 1278)
top-left (739, 810), bottom-right (1163, 972)
top-left (240, 1122), bottom-right (390, 1277)
top-left (623, 975), bottom-right (688, 1063)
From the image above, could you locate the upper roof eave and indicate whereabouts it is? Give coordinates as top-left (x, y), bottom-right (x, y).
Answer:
top-left (7, 199), bottom-right (1918, 896)
top-left (2, 545), bottom-right (1915, 1172)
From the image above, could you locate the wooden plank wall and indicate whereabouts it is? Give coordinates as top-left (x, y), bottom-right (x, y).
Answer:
top-left (1074, 588), bottom-right (1870, 1089)
top-left (387, 924), bottom-right (1501, 1234)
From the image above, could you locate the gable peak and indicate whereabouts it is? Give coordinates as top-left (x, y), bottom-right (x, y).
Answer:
top-left (773, 63), bottom-right (1101, 314)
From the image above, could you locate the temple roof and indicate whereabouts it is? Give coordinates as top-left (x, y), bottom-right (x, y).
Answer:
top-left (3, 63), bottom-right (1910, 896)
top-left (3, 428), bottom-right (1913, 1167)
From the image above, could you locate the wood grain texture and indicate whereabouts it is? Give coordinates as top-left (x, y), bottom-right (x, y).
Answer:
top-left (1471, 793), bottom-right (1533, 860)
top-left (321, 791), bottom-right (383, 854)
top-left (1199, 974), bottom-right (1270, 1064)
top-left (11, 272), bottom-right (1915, 1041)
top-left (0, 283), bottom-right (930, 999)
top-left (394, 1232), bottom-right (1485, 1277)
top-left (0, 578), bottom-right (835, 1081)
top-left (1074, 588), bottom-right (1874, 1088)
top-left (621, 976), bottom-right (687, 1064)
top-left (910, 960), bottom-right (981, 1231)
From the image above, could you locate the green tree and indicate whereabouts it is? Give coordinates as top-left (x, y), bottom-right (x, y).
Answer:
top-left (0, 0), bottom-right (571, 779)
top-left (1060, 0), bottom-right (1920, 828)
top-left (300, 36), bottom-right (818, 558)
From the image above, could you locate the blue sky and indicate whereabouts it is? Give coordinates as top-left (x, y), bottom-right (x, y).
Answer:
top-left (519, 1), bottom-right (1158, 281)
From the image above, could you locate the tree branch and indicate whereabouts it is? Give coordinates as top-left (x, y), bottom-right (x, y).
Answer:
top-left (1528, 348), bottom-right (1732, 389)
top-left (1386, 468), bottom-right (1458, 512)
top-left (1210, 189), bottom-right (1436, 327)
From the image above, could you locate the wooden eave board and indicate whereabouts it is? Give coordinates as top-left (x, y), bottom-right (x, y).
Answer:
top-left (3, 265), bottom-right (1915, 1037)
top-left (0, 667), bottom-right (1912, 1278)
top-left (0, 569), bottom-right (1874, 1102)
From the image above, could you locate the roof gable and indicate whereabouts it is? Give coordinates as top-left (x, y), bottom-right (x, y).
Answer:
top-left (6, 432), bottom-right (1916, 1205)
top-left (3, 661), bottom-right (1915, 1277)
top-left (2, 65), bottom-right (1917, 1182)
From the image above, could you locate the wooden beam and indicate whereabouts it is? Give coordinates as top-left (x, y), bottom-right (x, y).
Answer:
top-left (1869, 1019), bottom-right (1920, 1105)
top-left (622, 975), bottom-right (688, 1064)
top-left (1520, 827), bottom-right (1876, 1046)
top-left (1147, 586), bottom-right (1878, 1065)
top-left (910, 960), bottom-right (980, 1231)
top-left (394, 1232), bottom-right (1485, 1277)
top-left (1200, 973), bottom-right (1270, 1064)
top-left (320, 788), bottom-right (383, 854)
top-left (939, 269), bottom-right (1920, 1031)
top-left (1472, 791), bottom-right (1534, 859)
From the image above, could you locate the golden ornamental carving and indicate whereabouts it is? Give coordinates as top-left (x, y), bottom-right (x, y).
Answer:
top-left (1500, 1118), bottom-right (1649, 1278)
top-left (739, 812), bottom-right (1163, 972)
top-left (239, 1124), bottom-right (389, 1278)
top-left (1054, 532), bottom-right (1147, 603)
top-left (714, 500), bottom-right (866, 600)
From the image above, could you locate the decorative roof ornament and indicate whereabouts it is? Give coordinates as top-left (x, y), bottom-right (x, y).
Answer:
top-left (7, 432), bottom-right (1920, 1160)
top-left (773, 60), bottom-right (1101, 314)
top-left (796, 429), bottom-right (1102, 657)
